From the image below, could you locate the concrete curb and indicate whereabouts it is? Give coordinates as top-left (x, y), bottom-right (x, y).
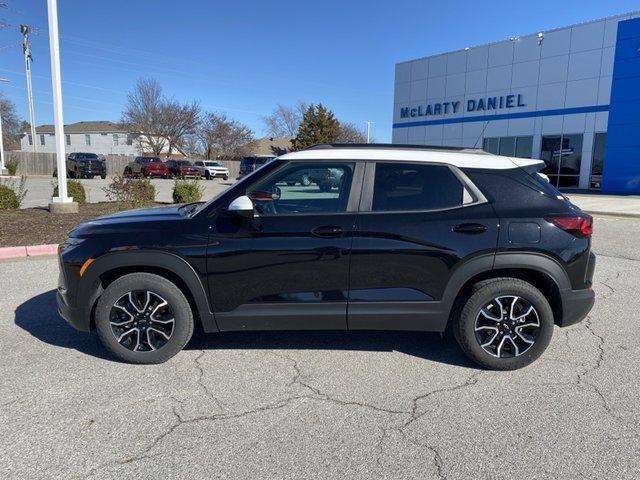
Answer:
top-left (0, 244), bottom-right (59, 260)
top-left (584, 210), bottom-right (640, 219)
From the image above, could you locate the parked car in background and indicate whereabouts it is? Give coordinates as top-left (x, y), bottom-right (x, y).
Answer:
top-left (123, 156), bottom-right (169, 179)
top-left (281, 167), bottom-right (344, 191)
top-left (166, 159), bottom-right (201, 178)
top-left (53, 152), bottom-right (106, 179)
top-left (194, 160), bottom-right (229, 180)
top-left (237, 155), bottom-right (276, 179)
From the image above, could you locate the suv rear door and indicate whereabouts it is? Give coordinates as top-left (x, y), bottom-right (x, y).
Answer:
top-left (207, 160), bottom-right (364, 331)
top-left (348, 161), bottom-right (499, 332)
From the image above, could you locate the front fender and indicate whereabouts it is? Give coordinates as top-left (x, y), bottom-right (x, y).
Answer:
top-left (79, 250), bottom-right (217, 332)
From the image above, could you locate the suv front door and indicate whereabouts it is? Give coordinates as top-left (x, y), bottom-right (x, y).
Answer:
top-left (348, 161), bottom-right (499, 332)
top-left (207, 161), bottom-right (364, 331)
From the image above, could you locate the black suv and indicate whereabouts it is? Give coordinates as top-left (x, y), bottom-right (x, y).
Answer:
top-left (237, 155), bottom-right (275, 179)
top-left (54, 152), bottom-right (106, 179)
top-left (57, 144), bottom-right (595, 369)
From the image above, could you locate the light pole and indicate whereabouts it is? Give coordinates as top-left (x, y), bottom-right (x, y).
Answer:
top-left (21, 25), bottom-right (37, 153)
top-left (365, 121), bottom-right (373, 144)
top-left (0, 77), bottom-right (8, 174)
top-left (47, 0), bottom-right (76, 213)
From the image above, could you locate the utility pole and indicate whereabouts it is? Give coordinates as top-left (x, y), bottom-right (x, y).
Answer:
top-left (365, 121), bottom-right (373, 144)
top-left (21, 24), bottom-right (37, 153)
top-left (0, 78), bottom-right (8, 174)
top-left (47, 0), bottom-right (76, 213)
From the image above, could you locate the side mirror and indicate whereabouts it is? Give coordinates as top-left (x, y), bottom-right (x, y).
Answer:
top-left (227, 195), bottom-right (254, 218)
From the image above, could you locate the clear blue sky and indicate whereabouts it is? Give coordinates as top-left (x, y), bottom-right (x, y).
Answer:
top-left (0, 0), bottom-right (638, 142)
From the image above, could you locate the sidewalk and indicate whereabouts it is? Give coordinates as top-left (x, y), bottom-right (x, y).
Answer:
top-left (567, 193), bottom-right (640, 218)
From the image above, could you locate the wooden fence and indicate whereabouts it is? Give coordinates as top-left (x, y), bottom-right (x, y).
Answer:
top-left (5, 151), bottom-right (241, 179)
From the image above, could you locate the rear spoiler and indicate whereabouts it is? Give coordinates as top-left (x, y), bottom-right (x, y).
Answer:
top-left (509, 157), bottom-right (546, 174)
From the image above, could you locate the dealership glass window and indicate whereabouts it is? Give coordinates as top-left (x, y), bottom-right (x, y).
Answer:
top-left (590, 133), bottom-right (606, 189)
top-left (483, 138), bottom-right (499, 154)
top-left (126, 134), bottom-right (134, 146)
top-left (85, 134), bottom-right (91, 146)
top-left (39, 134), bottom-right (45, 146)
top-left (65, 134), bottom-right (71, 146)
top-left (483, 136), bottom-right (533, 158)
top-left (540, 134), bottom-right (583, 188)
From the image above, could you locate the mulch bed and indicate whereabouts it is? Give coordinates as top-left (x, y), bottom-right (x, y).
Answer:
top-left (0, 202), bottom-right (140, 247)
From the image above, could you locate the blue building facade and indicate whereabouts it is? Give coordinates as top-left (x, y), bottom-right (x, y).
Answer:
top-left (393, 12), bottom-right (640, 193)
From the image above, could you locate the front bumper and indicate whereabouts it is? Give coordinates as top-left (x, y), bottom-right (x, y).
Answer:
top-left (207, 170), bottom-right (229, 178)
top-left (57, 288), bottom-right (91, 332)
top-left (559, 288), bottom-right (595, 327)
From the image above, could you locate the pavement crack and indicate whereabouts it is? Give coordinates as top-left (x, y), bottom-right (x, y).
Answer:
top-left (592, 252), bottom-right (640, 263)
top-left (268, 351), bottom-right (409, 415)
top-left (576, 315), bottom-right (617, 418)
top-left (192, 350), bottom-right (224, 411)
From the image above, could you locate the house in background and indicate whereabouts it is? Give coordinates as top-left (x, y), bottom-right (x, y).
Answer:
top-left (19, 120), bottom-right (185, 157)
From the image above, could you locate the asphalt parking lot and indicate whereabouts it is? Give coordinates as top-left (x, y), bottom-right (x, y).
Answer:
top-left (1, 215), bottom-right (639, 479)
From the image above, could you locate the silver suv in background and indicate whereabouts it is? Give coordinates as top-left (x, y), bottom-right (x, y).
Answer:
top-left (194, 160), bottom-right (229, 180)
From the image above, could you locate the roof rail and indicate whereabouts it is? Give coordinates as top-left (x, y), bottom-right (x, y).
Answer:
top-left (304, 143), bottom-right (488, 154)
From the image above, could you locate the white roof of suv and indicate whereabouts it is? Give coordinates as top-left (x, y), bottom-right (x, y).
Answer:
top-left (280, 144), bottom-right (544, 170)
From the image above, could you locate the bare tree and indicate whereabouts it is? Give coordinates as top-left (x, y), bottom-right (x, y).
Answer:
top-left (262, 101), bottom-right (307, 137)
top-left (336, 122), bottom-right (369, 144)
top-left (0, 93), bottom-right (21, 149)
top-left (121, 78), bottom-right (168, 155)
top-left (162, 99), bottom-right (200, 156)
top-left (198, 112), bottom-right (254, 160)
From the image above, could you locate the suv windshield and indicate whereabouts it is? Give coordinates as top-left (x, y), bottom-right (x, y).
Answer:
top-left (79, 153), bottom-right (98, 159)
top-left (204, 161), bottom-right (220, 167)
top-left (178, 160), bottom-right (192, 166)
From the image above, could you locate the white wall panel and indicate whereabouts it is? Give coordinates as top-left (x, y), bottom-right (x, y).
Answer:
top-left (467, 46), bottom-right (489, 71)
top-left (411, 59), bottom-right (428, 81)
top-left (513, 36), bottom-right (541, 63)
top-left (568, 49), bottom-right (602, 80)
top-left (512, 60), bottom-right (540, 87)
top-left (565, 78), bottom-right (599, 107)
top-left (570, 21), bottom-right (605, 52)
top-left (539, 55), bottom-right (569, 84)
top-left (447, 51), bottom-right (468, 74)
top-left (445, 73), bottom-right (466, 97)
top-left (541, 28), bottom-right (571, 57)
top-left (428, 55), bottom-right (447, 77)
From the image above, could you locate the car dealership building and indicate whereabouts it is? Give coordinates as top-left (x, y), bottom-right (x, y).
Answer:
top-left (392, 11), bottom-right (640, 193)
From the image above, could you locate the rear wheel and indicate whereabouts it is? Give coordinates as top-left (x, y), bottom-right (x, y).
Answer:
top-left (452, 278), bottom-right (554, 370)
top-left (95, 273), bottom-right (194, 364)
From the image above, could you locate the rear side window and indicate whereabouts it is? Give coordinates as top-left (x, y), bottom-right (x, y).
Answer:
top-left (372, 163), bottom-right (463, 212)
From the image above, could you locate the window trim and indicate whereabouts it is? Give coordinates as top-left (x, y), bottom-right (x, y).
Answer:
top-left (238, 160), bottom-right (365, 218)
top-left (358, 160), bottom-right (487, 214)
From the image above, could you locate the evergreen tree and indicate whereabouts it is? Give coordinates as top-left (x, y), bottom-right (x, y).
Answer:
top-left (290, 103), bottom-right (340, 151)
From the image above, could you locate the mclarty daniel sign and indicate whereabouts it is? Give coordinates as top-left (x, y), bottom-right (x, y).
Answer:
top-left (400, 94), bottom-right (526, 119)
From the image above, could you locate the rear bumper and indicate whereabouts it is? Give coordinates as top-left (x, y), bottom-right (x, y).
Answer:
top-left (559, 288), bottom-right (595, 327)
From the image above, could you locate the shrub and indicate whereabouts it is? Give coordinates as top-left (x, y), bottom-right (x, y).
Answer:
top-left (5, 155), bottom-right (20, 176)
top-left (0, 176), bottom-right (27, 210)
top-left (53, 179), bottom-right (86, 204)
top-left (104, 175), bottom-right (156, 210)
top-left (172, 178), bottom-right (204, 204)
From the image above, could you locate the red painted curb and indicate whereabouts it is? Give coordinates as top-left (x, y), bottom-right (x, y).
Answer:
top-left (0, 246), bottom-right (27, 259)
top-left (0, 244), bottom-right (59, 260)
top-left (25, 244), bottom-right (59, 257)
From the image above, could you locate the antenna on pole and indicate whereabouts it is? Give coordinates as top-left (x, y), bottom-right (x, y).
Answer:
top-left (20, 24), bottom-right (37, 153)
top-left (474, 120), bottom-right (491, 149)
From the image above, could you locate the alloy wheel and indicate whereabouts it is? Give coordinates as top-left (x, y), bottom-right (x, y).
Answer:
top-left (474, 295), bottom-right (540, 358)
top-left (109, 290), bottom-right (175, 352)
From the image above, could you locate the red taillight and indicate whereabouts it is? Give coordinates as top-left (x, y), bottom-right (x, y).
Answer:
top-left (545, 214), bottom-right (593, 237)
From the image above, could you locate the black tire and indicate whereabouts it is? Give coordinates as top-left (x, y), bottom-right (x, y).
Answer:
top-left (95, 273), bottom-right (194, 364)
top-left (452, 278), bottom-right (554, 370)
top-left (100, 175), bottom-right (106, 179)
top-left (205, 171), bottom-right (211, 180)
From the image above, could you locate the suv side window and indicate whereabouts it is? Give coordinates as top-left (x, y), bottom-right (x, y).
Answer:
top-left (247, 162), bottom-right (354, 215)
top-left (372, 162), bottom-right (463, 212)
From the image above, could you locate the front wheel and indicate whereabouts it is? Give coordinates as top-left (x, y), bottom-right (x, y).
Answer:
top-left (95, 273), bottom-right (194, 364)
top-left (452, 278), bottom-right (554, 370)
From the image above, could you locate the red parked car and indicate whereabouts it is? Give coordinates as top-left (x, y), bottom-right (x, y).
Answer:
top-left (166, 159), bottom-right (202, 178)
top-left (124, 157), bottom-right (169, 178)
